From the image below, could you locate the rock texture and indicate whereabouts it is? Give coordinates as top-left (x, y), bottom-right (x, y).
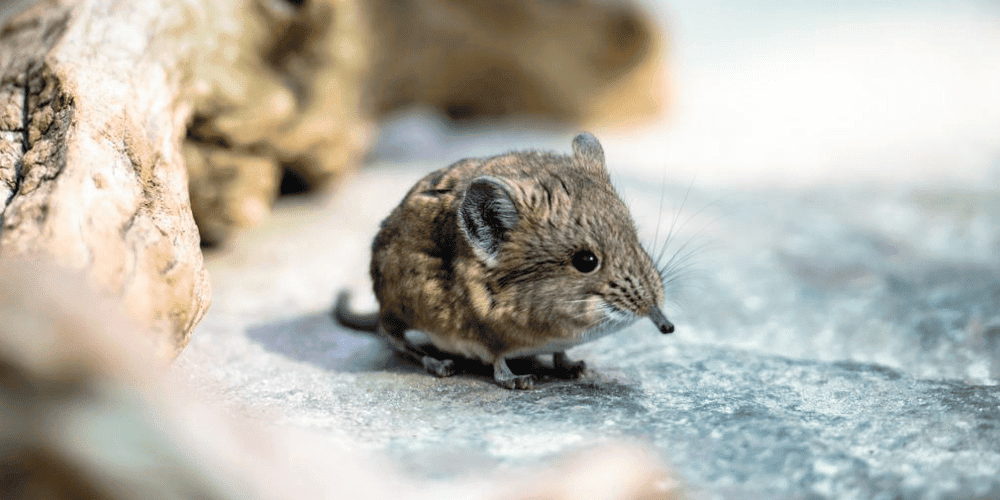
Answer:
top-left (0, 0), bottom-right (210, 359)
top-left (366, 0), bottom-right (665, 126)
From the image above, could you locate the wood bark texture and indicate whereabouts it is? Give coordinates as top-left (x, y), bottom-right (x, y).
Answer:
top-left (0, 0), bottom-right (214, 359)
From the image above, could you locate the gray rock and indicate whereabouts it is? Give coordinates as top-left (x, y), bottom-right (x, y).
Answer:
top-left (182, 167), bottom-right (1000, 499)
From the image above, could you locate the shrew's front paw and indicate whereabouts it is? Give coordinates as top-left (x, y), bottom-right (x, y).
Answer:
top-left (494, 358), bottom-right (535, 390)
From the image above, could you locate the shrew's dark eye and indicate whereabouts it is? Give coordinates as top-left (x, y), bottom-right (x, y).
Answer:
top-left (571, 250), bottom-right (599, 273)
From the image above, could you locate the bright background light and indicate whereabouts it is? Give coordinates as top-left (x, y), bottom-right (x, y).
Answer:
top-left (604, 0), bottom-right (1000, 188)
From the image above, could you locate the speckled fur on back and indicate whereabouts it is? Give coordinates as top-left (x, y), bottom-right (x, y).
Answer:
top-left (366, 133), bottom-right (672, 389)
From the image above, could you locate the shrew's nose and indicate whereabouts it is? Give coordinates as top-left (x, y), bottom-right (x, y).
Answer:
top-left (649, 307), bottom-right (674, 334)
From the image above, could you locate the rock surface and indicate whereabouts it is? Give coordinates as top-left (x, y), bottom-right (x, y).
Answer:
top-left (179, 157), bottom-right (1000, 499)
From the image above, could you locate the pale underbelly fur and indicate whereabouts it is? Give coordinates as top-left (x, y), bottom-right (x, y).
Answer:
top-left (421, 316), bottom-right (638, 364)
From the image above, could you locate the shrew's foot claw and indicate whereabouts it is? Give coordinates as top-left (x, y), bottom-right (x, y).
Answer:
top-left (498, 373), bottom-right (535, 390)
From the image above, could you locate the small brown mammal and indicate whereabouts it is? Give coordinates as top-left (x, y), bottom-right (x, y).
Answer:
top-left (335, 133), bottom-right (673, 389)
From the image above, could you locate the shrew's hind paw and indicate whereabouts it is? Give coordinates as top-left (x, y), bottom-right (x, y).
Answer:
top-left (553, 352), bottom-right (587, 379)
top-left (422, 356), bottom-right (455, 377)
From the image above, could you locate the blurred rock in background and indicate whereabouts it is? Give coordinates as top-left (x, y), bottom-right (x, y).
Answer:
top-left (0, 259), bottom-right (237, 500)
top-left (366, 0), bottom-right (665, 126)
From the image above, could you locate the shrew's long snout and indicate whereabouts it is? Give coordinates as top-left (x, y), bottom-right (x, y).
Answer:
top-left (648, 307), bottom-right (674, 334)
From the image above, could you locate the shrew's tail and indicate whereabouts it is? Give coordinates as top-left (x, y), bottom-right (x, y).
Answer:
top-left (332, 291), bottom-right (378, 332)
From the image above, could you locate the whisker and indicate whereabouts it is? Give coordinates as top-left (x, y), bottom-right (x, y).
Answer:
top-left (659, 228), bottom-right (710, 276)
top-left (654, 177), bottom-right (695, 267)
top-left (656, 200), bottom-right (717, 272)
top-left (651, 172), bottom-right (668, 256)
top-left (660, 240), bottom-right (712, 284)
top-left (655, 190), bottom-right (721, 271)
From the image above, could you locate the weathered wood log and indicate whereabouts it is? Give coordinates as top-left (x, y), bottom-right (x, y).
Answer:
top-left (0, 0), bottom-right (373, 356)
top-left (0, 0), bottom-right (373, 355)
top-left (0, 0), bottom-right (207, 359)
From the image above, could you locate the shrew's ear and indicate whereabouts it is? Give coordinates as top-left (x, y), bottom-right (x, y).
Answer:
top-left (572, 132), bottom-right (606, 170)
top-left (458, 176), bottom-right (518, 266)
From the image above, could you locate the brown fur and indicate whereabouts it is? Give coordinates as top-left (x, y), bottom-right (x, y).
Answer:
top-left (358, 133), bottom-right (672, 389)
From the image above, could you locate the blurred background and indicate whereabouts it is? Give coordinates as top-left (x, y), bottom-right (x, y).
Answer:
top-left (632, 0), bottom-right (1000, 187)
top-left (372, 0), bottom-right (1000, 189)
